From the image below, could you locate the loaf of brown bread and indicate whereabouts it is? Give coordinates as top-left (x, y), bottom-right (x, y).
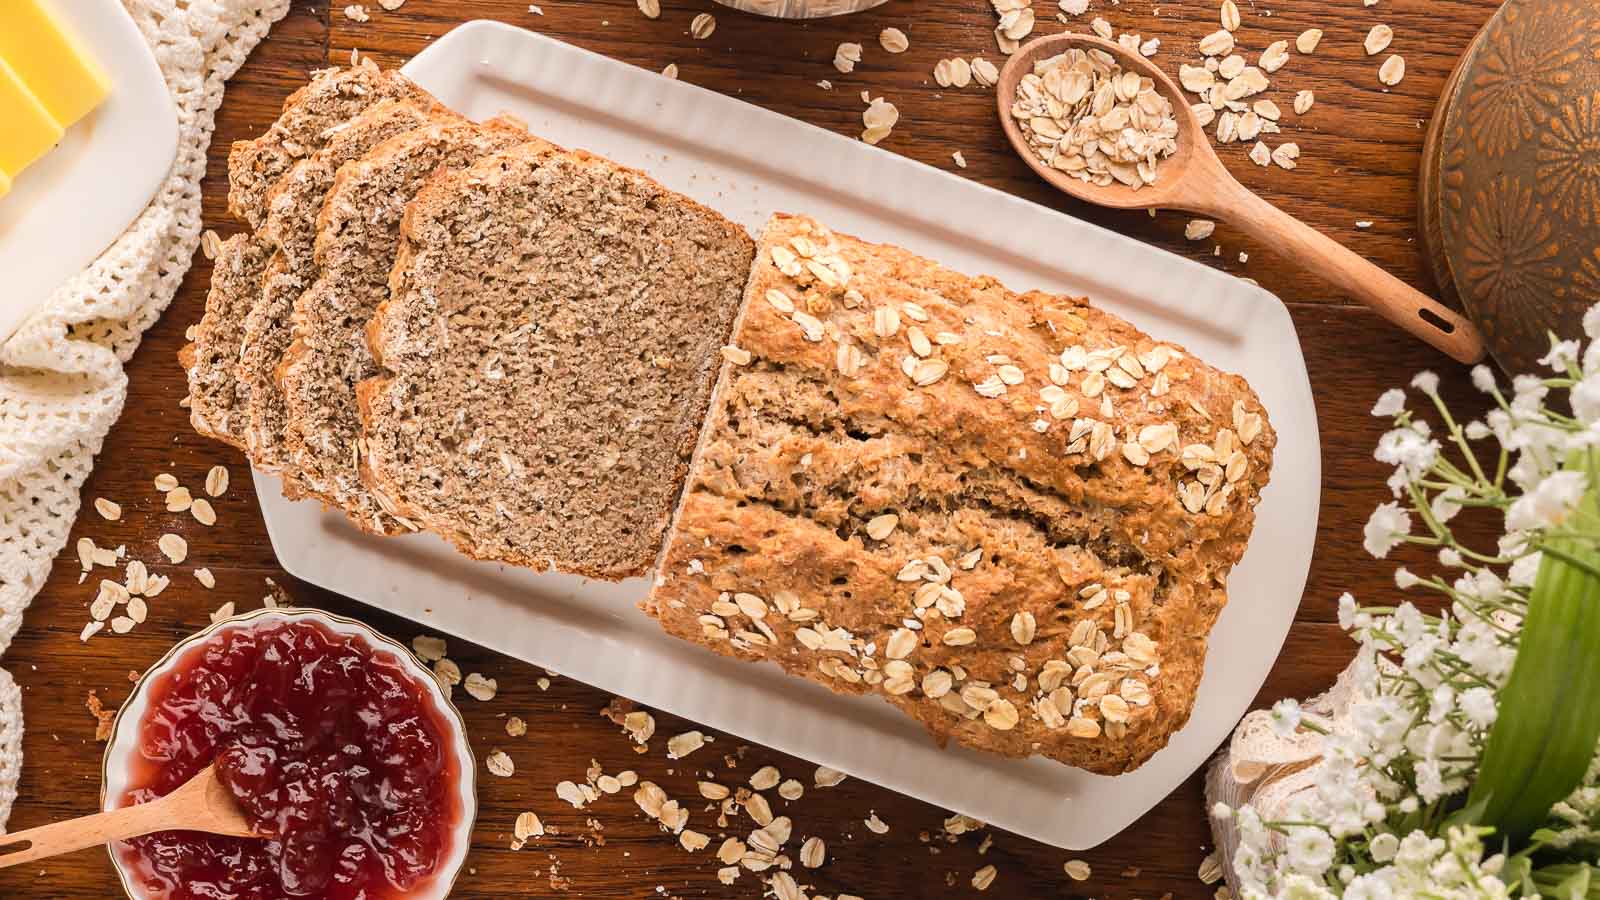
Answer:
top-left (358, 144), bottom-right (755, 578)
top-left (645, 214), bottom-right (1275, 775)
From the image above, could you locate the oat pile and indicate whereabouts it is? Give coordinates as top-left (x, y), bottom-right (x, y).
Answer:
top-left (1008, 48), bottom-right (1179, 189)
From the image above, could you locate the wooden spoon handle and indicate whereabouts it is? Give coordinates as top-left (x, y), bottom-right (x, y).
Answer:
top-left (0, 801), bottom-right (176, 869)
top-left (1227, 184), bottom-right (1486, 364)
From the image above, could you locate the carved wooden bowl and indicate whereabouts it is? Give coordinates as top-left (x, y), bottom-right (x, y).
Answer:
top-left (711, 0), bottom-right (888, 18)
top-left (1421, 0), bottom-right (1600, 374)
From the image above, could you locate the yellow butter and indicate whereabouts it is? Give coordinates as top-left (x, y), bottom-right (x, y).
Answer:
top-left (0, 0), bottom-right (109, 128)
top-left (0, 58), bottom-right (63, 181)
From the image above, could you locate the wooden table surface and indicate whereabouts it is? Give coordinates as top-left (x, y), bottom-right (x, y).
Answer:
top-left (0, 0), bottom-right (1505, 896)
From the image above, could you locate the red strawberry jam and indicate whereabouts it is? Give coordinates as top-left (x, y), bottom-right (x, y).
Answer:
top-left (115, 618), bottom-right (462, 899)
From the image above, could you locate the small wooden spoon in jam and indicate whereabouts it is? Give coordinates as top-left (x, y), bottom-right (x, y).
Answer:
top-left (0, 763), bottom-right (260, 869)
top-left (996, 32), bottom-right (1486, 364)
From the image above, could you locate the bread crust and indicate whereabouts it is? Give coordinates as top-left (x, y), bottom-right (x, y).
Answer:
top-left (645, 213), bottom-right (1276, 775)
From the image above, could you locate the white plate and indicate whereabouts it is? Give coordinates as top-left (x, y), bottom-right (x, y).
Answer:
top-left (257, 20), bottom-right (1321, 851)
top-left (0, 0), bottom-right (178, 344)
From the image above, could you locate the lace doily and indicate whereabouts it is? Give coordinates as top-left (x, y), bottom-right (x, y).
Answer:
top-left (0, 0), bottom-right (288, 832)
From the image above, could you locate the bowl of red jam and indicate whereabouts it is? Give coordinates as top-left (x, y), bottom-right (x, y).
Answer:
top-left (101, 607), bottom-right (475, 900)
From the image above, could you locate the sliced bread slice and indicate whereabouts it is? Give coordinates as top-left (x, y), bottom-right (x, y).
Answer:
top-left (182, 233), bottom-right (272, 449)
top-left (226, 62), bottom-right (429, 229)
top-left (235, 99), bottom-right (452, 490)
top-left (357, 145), bottom-right (756, 578)
top-left (277, 119), bottom-right (534, 535)
top-left (187, 66), bottom-right (430, 451)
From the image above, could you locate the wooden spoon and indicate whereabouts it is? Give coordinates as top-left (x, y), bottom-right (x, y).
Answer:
top-left (996, 32), bottom-right (1487, 364)
top-left (0, 764), bottom-right (261, 869)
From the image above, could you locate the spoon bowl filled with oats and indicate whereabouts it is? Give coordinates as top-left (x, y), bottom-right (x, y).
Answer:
top-left (996, 32), bottom-right (1485, 364)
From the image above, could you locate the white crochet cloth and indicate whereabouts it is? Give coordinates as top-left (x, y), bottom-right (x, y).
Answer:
top-left (0, 0), bottom-right (287, 832)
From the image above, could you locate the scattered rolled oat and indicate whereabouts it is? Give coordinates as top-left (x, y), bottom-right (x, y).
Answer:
top-left (661, 63), bottom-right (679, 79)
top-left (1379, 54), bottom-right (1406, 86)
top-left (1249, 141), bottom-right (1271, 166)
top-left (834, 42), bottom-right (863, 74)
top-left (1259, 40), bottom-right (1289, 74)
top-left (1008, 48), bottom-right (1179, 190)
top-left (464, 672), bottom-right (498, 701)
top-left (166, 486), bottom-right (193, 512)
top-left (94, 498), bottom-right (121, 521)
top-left (865, 513), bottom-right (898, 540)
top-left (158, 533), bottom-right (188, 564)
top-left (1271, 142), bottom-right (1301, 169)
top-left (1199, 851), bottom-right (1224, 883)
top-left (971, 57), bottom-right (999, 87)
top-left (1065, 858), bottom-right (1092, 880)
top-left (412, 634), bottom-right (447, 661)
top-left (111, 615), bottom-right (135, 634)
top-left (933, 57), bottom-right (973, 89)
top-left (815, 766), bottom-right (847, 787)
top-left (861, 96), bottom-right (899, 145)
top-left (210, 601), bottom-right (236, 623)
top-left (1185, 219), bottom-right (1217, 241)
top-left (636, 0), bottom-right (660, 18)
top-left (952, 150), bottom-right (967, 169)
top-left (205, 465), bottom-right (230, 497)
top-left (506, 716), bottom-right (528, 737)
top-left (191, 498), bottom-right (217, 526)
top-left (486, 750), bottom-right (515, 777)
top-left (879, 27), bottom-right (909, 54)
top-left (1296, 28), bottom-right (1323, 54)
top-left (154, 473), bottom-right (179, 492)
top-left (515, 811), bottom-right (545, 842)
top-left (1089, 16), bottom-right (1112, 41)
top-left (194, 567), bottom-right (216, 589)
top-left (377, 0), bottom-right (404, 9)
top-left (342, 3), bottom-right (369, 23)
top-left (864, 813), bottom-right (889, 834)
top-left (1220, 0), bottom-right (1240, 32)
top-left (973, 864), bottom-right (997, 890)
top-left (689, 12), bottom-right (715, 39)
top-left (750, 765), bottom-right (781, 791)
top-left (667, 730), bottom-right (707, 759)
top-left (1364, 23), bottom-right (1394, 55)
top-left (778, 778), bottom-right (804, 801)
top-left (800, 836), bottom-right (826, 868)
top-left (1294, 89), bottom-right (1315, 115)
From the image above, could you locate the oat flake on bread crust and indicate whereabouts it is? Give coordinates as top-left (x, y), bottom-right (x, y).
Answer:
top-left (646, 213), bottom-right (1275, 775)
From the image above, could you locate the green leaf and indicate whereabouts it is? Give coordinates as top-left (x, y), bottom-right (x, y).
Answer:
top-left (1467, 454), bottom-right (1600, 841)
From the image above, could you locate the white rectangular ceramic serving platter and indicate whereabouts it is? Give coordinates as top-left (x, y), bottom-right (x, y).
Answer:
top-left (257, 20), bottom-right (1321, 851)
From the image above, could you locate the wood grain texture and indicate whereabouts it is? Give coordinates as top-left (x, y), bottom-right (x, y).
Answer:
top-left (0, 1), bottom-right (1503, 897)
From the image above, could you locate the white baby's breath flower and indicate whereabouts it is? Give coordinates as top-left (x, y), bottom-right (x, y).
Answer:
top-left (1437, 547), bottom-right (1463, 567)
top-left (1585, 304), bottom-right (1600, 340)
top-left (1540, 339), bottom-right (1581, 371)
top-left (1363, 501), bottom-right (1411, 558)
top-left (1375, 426), bottom-right (1439, 482)
top-left (1573, 374), bottom-right (1600, 425)
top-left (1471, 364), bottom-right (1497, 392)
top-left (1464, 420), bottom-right (1492, 440)
top-left (1370, 388), bottom-right (1406, 417)
top-left (1506, 470), bottom-right (1587, 532)
top-left (1409, 371), bottom-right (1440, 396)
top-left (1337, 592), bottom-right (1358, 630)
top-left (1285, 828), bottom-right (1337, 875)
top-left (1369, 832), bottom-right (1400, 862)
top-left (1269, 698), bottom-right (1303, 737)
top-left (1394, 567), bottom-right (1420, 588)
top-left (1459, 686), bottom-right (1497, 728)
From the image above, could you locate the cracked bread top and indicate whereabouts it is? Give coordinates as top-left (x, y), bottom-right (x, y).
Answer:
top-left (645, 213), bottom-right (1275, 775)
